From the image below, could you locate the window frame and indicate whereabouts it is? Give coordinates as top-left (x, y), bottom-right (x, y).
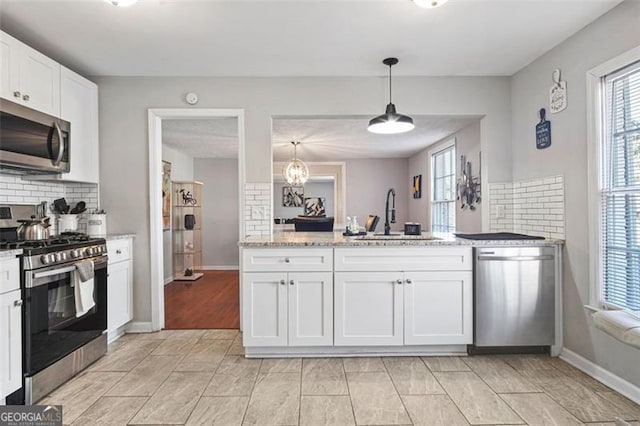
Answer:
top-left (429, 138), bottom-right (456, 234)
top-left (587, 46), bottom-right (640, 313)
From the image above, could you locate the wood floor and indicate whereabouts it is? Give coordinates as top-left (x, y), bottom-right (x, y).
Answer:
top-left (164, 270), bottom-right (239, 329)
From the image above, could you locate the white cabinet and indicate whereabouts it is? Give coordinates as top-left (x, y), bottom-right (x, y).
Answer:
top-left (334, 247), bottom-right (473, 347)
top-left (107, 239), bottom-right (133, 342)
top-left (334, 272), bottom-right (403, 346)
top-left (0, 258), bottom-right (22, 403)
top-left (243, 270), bottom-right (333, 347)
top-left (0, 31), bottom-right (60, 116)
top-left (57, 67), bottom-right (99, 183)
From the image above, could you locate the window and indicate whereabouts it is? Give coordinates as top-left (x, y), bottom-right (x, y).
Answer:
top-left (600, 60), bottom-right (640, 316)
top-left (431, 141), bottom-right (456, 233)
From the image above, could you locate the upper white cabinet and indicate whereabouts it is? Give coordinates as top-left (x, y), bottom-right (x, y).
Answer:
top-left (59, 67), bottom-right (99, 183)
top-left (0, 31), bottom-right (60, 117)
top-left (0, 258), bottom-right (22, 403)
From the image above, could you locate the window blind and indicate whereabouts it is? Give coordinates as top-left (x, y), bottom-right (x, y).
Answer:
top-left (602, 61), bottom-right (640, 316)
top-left (431, 144), bottom-right (456, 233)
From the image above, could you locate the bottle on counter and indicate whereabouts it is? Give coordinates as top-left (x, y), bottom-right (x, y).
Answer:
top-left (352, 216), bottom-right (360, 233)
top-left (346, 216), bottom-right (352, 234)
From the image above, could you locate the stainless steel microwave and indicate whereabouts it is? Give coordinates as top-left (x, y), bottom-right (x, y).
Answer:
top-left (0, 98), bottom-right (70, 174)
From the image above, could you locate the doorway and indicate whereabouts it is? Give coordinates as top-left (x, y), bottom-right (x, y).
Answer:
top-left (148, 109), bottom-right (245, 331)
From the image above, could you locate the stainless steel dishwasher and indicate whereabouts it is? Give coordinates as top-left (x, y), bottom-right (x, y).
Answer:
top-left (474, 246), bottom-right (556, 347)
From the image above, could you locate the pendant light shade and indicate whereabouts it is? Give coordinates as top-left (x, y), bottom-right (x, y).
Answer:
top-left (368, 58), bottom-right (415, 135)
top-left (283, 141), bottom-right (309, 185)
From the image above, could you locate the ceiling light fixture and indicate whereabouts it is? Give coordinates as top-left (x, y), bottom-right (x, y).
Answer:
top-left (412, 0), bottom-right (449, 8)
top-left (105, 0), bottom-right (138, 7)
top-left (368, 58), bottom-right (415, 135)
top-left (283, 141), bottom-right (309, 186)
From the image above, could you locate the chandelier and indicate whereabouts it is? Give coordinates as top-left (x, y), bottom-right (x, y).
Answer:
top-left (283, 141), bottom-right (309, 185)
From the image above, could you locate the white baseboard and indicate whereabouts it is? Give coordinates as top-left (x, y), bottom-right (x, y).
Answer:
top-left (125, 321), bottom-right (154, 333)
top-left (201, 265), bottom-right (239, 270)
top-left (164, 276), bottom-right (173, 285)
top-left (560, 347), bottom-right (640, 404)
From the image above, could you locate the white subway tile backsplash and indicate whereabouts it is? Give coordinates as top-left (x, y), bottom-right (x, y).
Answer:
top-left (244, 182), bottom-right (271, 237)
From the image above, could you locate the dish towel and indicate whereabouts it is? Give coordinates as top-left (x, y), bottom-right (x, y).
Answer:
top-left (74, 259), bottom-right (95, 318)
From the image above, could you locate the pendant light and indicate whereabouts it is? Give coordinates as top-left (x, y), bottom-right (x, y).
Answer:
top-left (412, 0), bottom-right (449, 8)
top-left (368, 58), bottom-right (415, 135)
top-left (283, 141), bottom-right (309, 185)
top-left (105, 0), bottom-right (137, 6)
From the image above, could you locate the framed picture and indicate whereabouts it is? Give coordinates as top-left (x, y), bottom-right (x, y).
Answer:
top-left (413, 174), bottom-right (422, 199)
top-left (162, 161), bottom-right (172, 230)
top-left (283, 186), bottom-right (304, 207)
top-left (304, 197), bottom-right (326, 217)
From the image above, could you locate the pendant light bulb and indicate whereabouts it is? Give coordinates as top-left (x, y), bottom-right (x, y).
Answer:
top-left (368, 58), bottom-right (415, 135)
top-left (283, 141), bottom-right (309, 186)
top-left (412, 0), bottom-right (449, 8)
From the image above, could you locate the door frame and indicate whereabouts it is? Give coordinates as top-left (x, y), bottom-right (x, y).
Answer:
top-left (148, 108), bottom-right (246, 331)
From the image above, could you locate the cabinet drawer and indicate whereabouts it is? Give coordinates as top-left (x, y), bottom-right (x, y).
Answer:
top-left (0, 258), bottom-right (20, 294)
top-left (107, 239), bottom-right (131, 264)
top-left (242, 248), bottom-right (333, 272)
top-left (334, 247), bottom-right (472, 272)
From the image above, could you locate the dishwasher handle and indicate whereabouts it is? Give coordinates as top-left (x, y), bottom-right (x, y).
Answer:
top-left (477, 255), bottom-right (554, 261)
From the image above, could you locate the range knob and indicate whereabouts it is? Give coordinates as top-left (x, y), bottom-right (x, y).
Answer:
top-left (85, 248), bottom-right (93, 256)
top-left (54, 253), bottom-right (63, 262)
top-left (40, 255), bottom-right (51, 265)
top-left (70, 249), bottom-right (81, 259)
top-left (61, 252), bottom-right (68, 261)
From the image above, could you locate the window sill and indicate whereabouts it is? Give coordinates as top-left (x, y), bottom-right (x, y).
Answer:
top-left (589, 308), bottom-right (640, 349)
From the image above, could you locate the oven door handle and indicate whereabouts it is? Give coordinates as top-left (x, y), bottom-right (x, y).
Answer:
top-left (33, 265), bottom-right (77, 280)
top-left (27, 256), bottom-right (108, 288)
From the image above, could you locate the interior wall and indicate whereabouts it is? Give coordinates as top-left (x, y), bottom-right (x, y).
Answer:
top-left (95, 75), bottom-right (512, 323)
top-left (510, 0), bottom-right (640, 386)
top-left (408, 121), bottom-right (482, 232)
top-left (194, 158), bottom-right (239, 268)
top-left (345, 158), bottom-right (409, 232)
top-left (161, 144), bottom-right (194, 283)
top-left (273, 181), bottom-right (335, 219)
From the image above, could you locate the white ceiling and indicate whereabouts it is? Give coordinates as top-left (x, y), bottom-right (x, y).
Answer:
top-left (0, 0), bottom-right (621, 77)
top-left (272, 115), bottom-right (480, 161)
top-left (162, 118), bottom-right (239, 158)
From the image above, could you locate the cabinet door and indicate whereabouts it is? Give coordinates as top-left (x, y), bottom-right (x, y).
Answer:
top-left (59, 66), bottom-right (99, 183)
top-left (242, 272), bottom-right (287, 347)
top-left (107, 260), bottom-right (133, 333)
top-left (404, 271), bottom-right (473, 345)
top-left (0, 32), bottom-right (20, 102)
top-left (15, 42), bottom-right (60, 116)
top-left (334, 272), bottom-right (403, 346)
top-left (0, 289), bottom-right (23, 399)
top-left (288, 272), bottom-right (333, 346)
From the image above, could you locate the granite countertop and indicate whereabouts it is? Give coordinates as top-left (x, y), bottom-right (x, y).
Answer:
top-left (238, 232), bottom-right (564, 247)
top-left (0, 249), bottom-right (23, 258)
top-left (105, 233), bottom-right (136, 240)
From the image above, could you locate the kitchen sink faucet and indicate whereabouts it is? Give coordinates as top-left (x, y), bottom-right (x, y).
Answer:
top-left (384, 188), bottom-right (396, 235)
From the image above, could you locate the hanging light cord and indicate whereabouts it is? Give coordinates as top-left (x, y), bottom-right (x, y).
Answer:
top-left (388, 64), bottom-right (393, 104)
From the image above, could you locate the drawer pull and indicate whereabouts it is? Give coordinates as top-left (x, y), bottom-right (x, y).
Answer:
top-left (279, 279), bottom-right (285, 285)
top-left (23, 94), bottom-right (30, 101)
top-left (396, 279), bottom-right (403, 284)
top-left (116, 249), bottom-right (122, 254)
top-left (289, 280), bottom-right (295, 286)
top-left (406, 279), bottom-right (412, 284)
top-left (13, 91), bottom-right (21, 98)
top-left (284, 258), bottom-right (290, 263)
top-left (14, 300), bottom-right (23, 307)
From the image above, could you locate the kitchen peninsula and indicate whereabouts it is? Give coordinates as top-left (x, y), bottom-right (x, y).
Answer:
top-left (239, 232), bottom-right (563, 358)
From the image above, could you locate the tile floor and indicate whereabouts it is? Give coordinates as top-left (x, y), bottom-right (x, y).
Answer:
top-left (39, 329), bottom-right (640, 426)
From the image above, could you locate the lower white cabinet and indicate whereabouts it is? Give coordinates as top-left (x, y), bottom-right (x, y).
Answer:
top-left (334, 270), bottom-right (472, 346)
top-left (243, 271), bottom-right (333, 347)
top-left (0, 258), bottom-right (22, 403)
top-left (107, 239), bottom-right (133, 341)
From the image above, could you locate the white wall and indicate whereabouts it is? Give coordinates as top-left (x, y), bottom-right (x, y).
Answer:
top-left (161, 144), bottom-right (194, 283)
top-left (345, 158), bottom-right (409, 232)
top-left (510, 1), bottom-right (640, 386)
top-left (273, 181), bottom-right (334, 219)
top-left (194, 158), bottom-right (239, 268)
top-left (408, 121), bottom-right (482, 232)
top-left (95, 75), bottom-right (512, 323)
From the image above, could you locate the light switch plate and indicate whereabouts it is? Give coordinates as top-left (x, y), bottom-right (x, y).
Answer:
top-left (251, 206), bottom-right (267, 220)
top-left (496, 205), bottom-right (506, 219)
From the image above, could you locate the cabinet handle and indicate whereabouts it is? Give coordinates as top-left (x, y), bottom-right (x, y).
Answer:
top-left (284, 258), bottom-right (290, 263)
top-left (116, 249), bottom-right (122, 254)
top-left (396, 279), bottom-right (403, 284)
top-left (279, 279), bottom-right (285, 285)
top-left (13, 91), bottom-right (21, 98)
top-left (289, 280), bottom-right (295, 286)
top-left (406, 279), bottom-right (412, 284)
top-left (22, 94), bottom-right (30, 101)
top-left (14, 300), bottom-right (23, 307)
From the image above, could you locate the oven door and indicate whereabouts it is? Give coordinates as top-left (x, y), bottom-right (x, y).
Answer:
top-left (0, 99), bottom-right (70, 174)
top-left (23, 256), bottom-right (107, 375)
